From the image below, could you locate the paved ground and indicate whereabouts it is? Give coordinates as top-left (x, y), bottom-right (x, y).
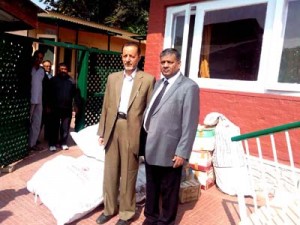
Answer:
top-left (0, 136), bottom-right (243, 225)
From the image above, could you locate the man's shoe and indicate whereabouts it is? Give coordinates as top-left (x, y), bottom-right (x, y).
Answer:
top-left (96, 213), bottom-right (114, 224)
top-left (142, 219), bottom-right (157, 225)
top-left (49, 146), bottom-right (57, 152)
top-left (116, 219), bottom-right (130, 225)
top-left (30, 145), bottom-right (43, 151)
top-left (62, 145), bottom-right (69, 150)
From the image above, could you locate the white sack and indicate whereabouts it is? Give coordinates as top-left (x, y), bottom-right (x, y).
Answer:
top-left (27, 155), bottom-right (104, 225)
top-left (204, 112), bottom-right (252, 196)
top-left (27, 123), bottom-right (147, 225)
top-left (214, 166), bottom-right (252, 196)
top-left (70, 123), bottom-right (105, 161)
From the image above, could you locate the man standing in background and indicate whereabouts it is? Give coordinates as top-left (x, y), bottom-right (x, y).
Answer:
top-left (41, 60), bottom-right (53, 141)
top-left (48, 63), bottom-right (78, 151)
top-left (96, 42), bottom-right (155, 225)
top-left (29, 50), bottom-right (44, 151)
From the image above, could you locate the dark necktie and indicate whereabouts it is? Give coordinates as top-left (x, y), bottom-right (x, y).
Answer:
top-left (145, 80), bottom-right (169, 131)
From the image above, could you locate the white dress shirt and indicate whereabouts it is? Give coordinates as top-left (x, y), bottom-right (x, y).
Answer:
top-left (118, 69), bottom-right (137, 114)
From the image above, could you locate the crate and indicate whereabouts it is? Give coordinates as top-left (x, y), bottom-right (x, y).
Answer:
top-left (179, 179), bottom-right (201, 204)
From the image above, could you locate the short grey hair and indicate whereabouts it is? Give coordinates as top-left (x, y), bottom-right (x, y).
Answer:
top-left (160, 48), bottom-right (181, 61)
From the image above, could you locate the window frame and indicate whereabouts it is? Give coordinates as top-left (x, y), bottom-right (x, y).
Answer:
top-left (164, 0), bottom-right (300, 95)
top-left (164, 4), bottom-right (192, 74)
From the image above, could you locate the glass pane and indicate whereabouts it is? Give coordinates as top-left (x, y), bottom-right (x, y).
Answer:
top-left (185, 15), bottom-right (195, 76)
top-left (64, 48), bottom-right (72, 71)
top-left (198, 4), bottom-right (266, 80)
top-left (173, 15), bottom-right (184, 55)
top-left (278, 1), bottom-right (300, 84)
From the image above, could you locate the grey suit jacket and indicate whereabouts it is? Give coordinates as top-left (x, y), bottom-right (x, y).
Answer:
top-left (145, 74), bottom-right (199, 167)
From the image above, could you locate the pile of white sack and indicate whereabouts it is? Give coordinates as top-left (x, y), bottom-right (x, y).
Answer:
top-left (27, 124), bottom-right (146, 225)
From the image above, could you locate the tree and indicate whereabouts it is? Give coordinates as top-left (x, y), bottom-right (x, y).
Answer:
top-left (104, 0), bottom-right (149, 35)
top-left (40, 0), bottom-right (150, 35)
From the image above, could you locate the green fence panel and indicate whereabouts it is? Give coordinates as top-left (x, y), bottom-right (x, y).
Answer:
top-left (83, 51), bottom-right (124, 127)
top-left (75, 49), bottom-right (89, 132)
top-left (0, 33), bottom-right (33, 167)
top-left (0, 32), bottom-right (145, 166)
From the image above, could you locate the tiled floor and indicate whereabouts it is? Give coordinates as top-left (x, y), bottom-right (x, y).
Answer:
top-left (0, 141), bottom-right (243, 225)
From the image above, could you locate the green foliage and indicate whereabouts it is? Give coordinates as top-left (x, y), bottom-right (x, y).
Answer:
top-left (40, 0), bottom-right (150, 35)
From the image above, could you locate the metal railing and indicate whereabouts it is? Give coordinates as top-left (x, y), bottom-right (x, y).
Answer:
top-left (231, 121), bottom-right (300, 224)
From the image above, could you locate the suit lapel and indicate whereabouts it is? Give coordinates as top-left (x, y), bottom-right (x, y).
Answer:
top-left (127, 71), bottom-right (143, 110)
top-left (153, 79), bottom-right (163, 92)
top-left (115, 72), bottom-right (123, 107)
top-left (153, 74), bottom-right (184, 114)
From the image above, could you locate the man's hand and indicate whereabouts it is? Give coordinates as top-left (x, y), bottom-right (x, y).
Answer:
top-left (98, 137), bottom-right (104, 146)
top-left (172, 155), bottom-right (185, 168)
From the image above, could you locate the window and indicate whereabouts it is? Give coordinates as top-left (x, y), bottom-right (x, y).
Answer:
top-left (164, 0), bottom-right (300, 94)
top-left (199, 5), bottom-right (266, 81)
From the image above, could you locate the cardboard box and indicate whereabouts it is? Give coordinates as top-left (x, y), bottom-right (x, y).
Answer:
top-left (193, 167), bottom-right (215, 190)
top-left (189, 151), bottom-right (213, 171)
top-left (192, 125), bottom-right (216, 151)
top-left (179, 179), bottom-right (201, 204)
top-left (181, 165), bottom-right (194, 182)
top-left (200, 179), bottom-right (215, 190)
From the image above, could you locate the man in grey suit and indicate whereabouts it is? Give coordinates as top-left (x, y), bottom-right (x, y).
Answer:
top-left (142, 48), bottom-right (199, 225)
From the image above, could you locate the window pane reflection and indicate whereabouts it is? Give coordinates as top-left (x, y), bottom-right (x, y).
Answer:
top-left (173, 15), bottom-right (184, 55)
top-left (278, 1), bottom-right (300, 84)
top-left (199, 4), bottom-right (266, 80)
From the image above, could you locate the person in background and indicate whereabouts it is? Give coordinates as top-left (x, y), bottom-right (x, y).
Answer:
top-left (96, 42), bottom-right (155, 225)
top-left (142, 48), bottom-right (199, 225)
top-left (48, 63), bottom-right (79, 151)
top-left (29, 50), bottom-right (44, 151)
top-left (41, 60), bottom-right (53, 141)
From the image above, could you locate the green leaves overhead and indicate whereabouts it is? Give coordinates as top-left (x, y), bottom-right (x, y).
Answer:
top-left (40, 0), bottom-right (150, 35)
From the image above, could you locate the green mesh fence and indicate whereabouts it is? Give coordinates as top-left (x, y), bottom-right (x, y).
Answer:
top-left (84, 52), bottom-right (124, 126)
top-left (0, 32), bottom-right (145, 166)
top-left (0, 33), bottom-right (32, 167)
top-left (83, 52), bottom-right (145, 127)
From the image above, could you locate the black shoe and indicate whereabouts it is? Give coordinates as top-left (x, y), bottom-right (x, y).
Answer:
top-left (116, 219), bottom-right (130, 225)
top-left (96, 213), bottom-right (114, 224)
top-left (30, 145), bottom-right (43, 151)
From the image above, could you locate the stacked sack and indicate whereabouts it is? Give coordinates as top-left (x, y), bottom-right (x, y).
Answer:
top-left (189, 125), bottom-right (216, 190)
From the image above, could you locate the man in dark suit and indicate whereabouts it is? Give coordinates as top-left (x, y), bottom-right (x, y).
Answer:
top-left (96, 42), bottom-right (155, 225)
top-left (142, 48), bottom-right (199, 225)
